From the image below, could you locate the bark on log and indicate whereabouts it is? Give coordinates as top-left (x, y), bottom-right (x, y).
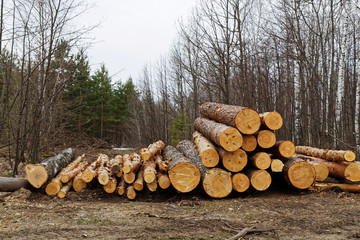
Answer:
top-left (97, 154), bottom-right (110, 185)
top-left (134, 168), bottom-right (144, 191)
top-left (154, 155), bottom-right (168, 172)
top-left (282, 158), bottom-right (316, 189)
top-left (123, 153), bottom-right (142, 174)
top-left (61, 161), bottom-right (88, 183)
top-left (140, 140), bottom-right (165, 162)
top-left (309, 182), bottom-right (360, 193)
top-left (82, 155), bottom-right (104, 183)
top-left (259, 112), bottom-right (283, 131)
top-left (117, 178), bottom-right (126, 196)
top-left (110, 155), bottom-right (123, 174)
top-left (218, 147), bottom-right (247, 172)
top-left (269, 141), bottom-right (295, 158)
top-left (57, 181), bottom-right (72, 199)
top-left (245, 169), bottom-right (272, 191)
top-left (295, 146), bottom-right (356, 162)
top-left (164, 145), bottom-right (201, 193)
top-left (241, 135), bottom-right (257, 152)
top-left (157, 172), bottom-right (171, 189)
top-left (270, 159), bottom-right (284, 173)
top-left (122, 154), bottom-right (132, 174)
top-left (147, 179), bottom-right (158, 192)
top-left (59, 154), bottom-right (85, 183)
top-left (0, 177), bottom-right (31, 192)
top-left (143, 159), bottom-right (157, 183)
top-left (192, 131), bottom-right (219, 167)
top-left (255, 130), bottom-right (276, 149)
top-left (25, 148), bottom-right (76, 188)
top-left (103, 175), bottom-right (117, 193)
top-left (126, 185), bottom-right (136, 199)
top-left (73, 172), bottom-right (86, 192)
top-left (249, 152), bottom-right (271, 170)
top-left (199, 102), bottom-right (261, 134)
top-left (231, 173), bottom-right (250, 193)
top-left (194, 117), bottom-right (242, 152)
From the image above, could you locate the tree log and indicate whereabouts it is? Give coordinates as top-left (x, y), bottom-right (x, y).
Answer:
top-left (57, 181), bottom-right (72, 199)
top-left (82, 155), bottom-right (104, 183)
top-left (309, 182), bottom-right (360, 193)
top-left (245, 169), bottom-right (272, 191)
top-left (282, 158), bottom-right (315, 189)
top-left (147, 179), bottom-right (158, 192)
top-left (269, 141), bottom-right (295, 158)
top-left (123, 153), bottom-right (142, 174)
top-left (199, 102), bottom-right (261, 134)
top-left (25, 148), bottom-right (76, 188)
top-left (194, 117), bottom-right (242, 152)
top-left (157, 172), bottom-right (171, 189)
top-left (59, 154), bottom-right (86, 183)
top-left (231, 173), bottom-right (250, 193)
top-left (124, 172), bottom-right (136, 184)
top-left (259, 112), bottom-right (283, 130)
top-left (61, 161), bottom-right (88, 183)
top-left (73, 172), bottom-right (86, 192)
top-left (203, 168), bottom-right (232, 198)
top-left (218, 148), bottom-right (247, 172)
top-left (164, 145), bottom-right (201, 193)
top-left (117, 178), bottom-right (126, 196)
top-left (140, 140), bottom-right (165, 162)
top-left (103, 175), bottom-right (117, 193)
top-left (154, 155), bottom-right (168, 172)
top-left (0, 177), bottom-right (31, 192)
top-left (295, 146), bottom-right (356, 162)
top-left (241, 135), bottom-right (257, 152)
top-left (270, 159), bottom-right (284, 172)
top-left (97, 154), bottom-right (110, 185)
top-left (122, 154), bottom-right (132, 174)
top-left (306, 161), bottom-right (329, 181)
top-left (143, 159), bottom-right (157, 183)
top-left (249, 152), bottom-right (271, 170)
top-left (110, 155), bottom-right (123, 174)
top-left (255, 130), bottom-right (276, 149)
top-left (192, 131), bottom-right (219, 167)
top-left (134, 168), bottom-right (144, 191)
top-left (126, 185), bottom-right (136, 199)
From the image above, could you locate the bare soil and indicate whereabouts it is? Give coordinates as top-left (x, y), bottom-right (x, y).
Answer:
top-left (1, 148), bottom-right (360, 240)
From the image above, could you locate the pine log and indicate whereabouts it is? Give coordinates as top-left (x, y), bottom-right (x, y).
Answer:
top-left (282, 158), bottom-right (316, 189)
top-left (117, 178), bottom-right (126, 196)
top-left (270, 159), bottom-right (284, 172)
top-left (123, 153), bottom-right (142, 174)
top-left (164, 145), bottom-right (201, 193)
top-left (110, 155), bottom-right (123, 174)
top-left (192, 131), bottom-right (219, 167)
top-left (218, 147), bottom-right (247, 172)
top-left (25, 148), bottom-right (76, 188)
top-left (157, 172), bottom-right (171, 189)
top-left (307, 161), bottom-right (329, 181)
top-left (134, 169), bottom-right (144, 191)
top-left (82, 155), bottom-right (104, 183)
top-left (259, 112), bottom-right (283, 130)
top-left (255, 130), bottom-right (276, 149)
top-left (295, 146), bottom-right (356, 162)
top-left (199, 102), bottom-right (261, 134)
top-left (103, 175), bottom-right (117, 193)
top-left (245, 169), bottom-right (272, 191)
top-left (241, 135), bottom-right (257, 152)
top-left (124, 172), bottom-right (136, 184)
top-left (140, 140), bottom-right (165, 162)
top-left (249, 152), bottom-right (271, 170)
top-left (147, 179), bottom-right (158, 192)
top-left (57, 181), bottom-right (72, 199)
top-left (0, 177), bottom-right (31, 192)
top-left (73, 172), bottom-right (86, 192)
top-left (269, 141), bottom-right (295, 158)
top-left (294, 154), bottom-right (360, 182)
top-left (126, 185), bottom-right (136, 199)
top-left (309, 182), bottom-right (360, 193)
top-left (97, 154), bottom-right (110, 185)
top-left (143, 159), bottom-right (157, 183)
top-left (61, 161), bottom-right (88, 183)
top-left (202, 168), bottom-right (232, 198)
top-left (231, 173), bottom-right (250, 193)
top-left (194, 117), bottom-right (242, 152)
top-left (154, 155), bottom-right (168, 172)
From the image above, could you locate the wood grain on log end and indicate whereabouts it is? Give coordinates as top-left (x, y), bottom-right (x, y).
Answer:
top-left (203, 168), bottom-right (232, 198)
top-left (124, 172), bottom-right (136, 184)
top-left (344, 151), bottom-right (356, 162)
top-left (270, 159), bottom-right (284, 172)
top-left (126, 185), bottom-right (136, 199)
top-left (168, 162), bottom-right (201, 193)
top-left (232, 173), bottom-right (250, 193)
top-left (257, 130), bottom-right (276, 149)
top-left (345, 162), bottom-right (360, 182)
top-left (235, 108), bottom-right (261, 135)
top-left (284, 160), bottom-right (315, 189)
top-left (260, 112), bottom-right (283, 130)
top-left (45, 179), bottom-right (62, 195)
top-left (278, 141), bottom-right (295, 158)
top-left (241, 135), bottom-right (257, 152)
top-left (248, 169), bottom-right (272, 191)
top-left (25, 165), bottom-right (48, 188)
top-left (251, 152), bottom-right (271, 170)
top-left (221, 149), bottom-right (248, 172)
top-left (218, 127), bottom-right (243, 152)
top-left (312, 163), bottom-right (329, 181)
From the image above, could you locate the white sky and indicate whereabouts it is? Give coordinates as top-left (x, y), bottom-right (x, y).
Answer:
top-left (78, 0), bottom-right (197, 83)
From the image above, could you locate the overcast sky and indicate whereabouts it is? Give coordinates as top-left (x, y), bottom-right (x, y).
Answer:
top-left (78, 0), bottom-right (197, 83)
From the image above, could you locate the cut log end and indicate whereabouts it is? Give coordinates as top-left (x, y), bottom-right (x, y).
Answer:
top-left (257, 130), bottom-right (276, 149)
top-left (81, 170), bottom-right (95, 183)
top-left (219, 128), bottom-right (243, 152)
top-left (344, 162), bottom-right (360, 182)
top-left (261, 112), bottom-right (283, 130)
top-left (126, 185), bottom-right (136, 200)
top-left (241, 135), bottom-right (257, 152)
top-left (147, 180), bottom-right (158, 192)
top-left (124, 172), bottom-right (136, 184)
top-left (279, 141), bottom-right (295, 158)
top-left (232, 173), bottom-right (250, 193)
top-left (270, 159), bottom-right (284, 172)
top-left (73, 177), bottom-right (86, 192)
top-left (235, 108), bottom-right (261, 135)
top-left (313, 164), bottom-right (329, 181)
top-left (200, 149), bottom-right (219, 168)
top-left (285, 161), bottom-right (315, 189)
top-left (344, 151), bottom-right (356, 162)
top-left (222, 149), bottom-right (248, 172)
top-left (45, 179), bottom-right (62, 195)
top-left (168, 162), bottom-right (201, 193)
top-left (249, 170), bottom-right (272, 191)
top-left (203, 168), bottom-right (232, 198)
top-left (98, 173), bottom-right (109, 186)
top-left (103, 180), bottom-right (117, 193)
top-left (251, 152), bottom-right (271, 170)
top-left (157, 173), bottom-right (171, 189)
top-left (25, 165), bottom-right (48, 188)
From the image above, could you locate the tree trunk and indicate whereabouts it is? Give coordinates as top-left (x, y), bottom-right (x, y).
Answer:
top-left (245, 169), bottom-right (272, 191)
top-left (117, 178), bottom-right (126, 196)
top-left (154, 155), bottom-right (168, 172)
top-left (270, 159), bottom-right (284, 173)
top-left (57, 181), bottom-right (72, 199)
top-left (259, 112), bottom-right (283, 130)
top-left (122, 154), bottom-right (132, 174)
top-left (231, 173), bottom-right (250, 193)
top-left (255, 130), bottom-right (276, 149)
top-left (25, 148), bottom-right (76, 188)
top-left (0, 177), bottom-right (31, 192)
top-left (203, 168), bottom-right (232, 198)
top-left (199, 102), bottom-right (261, 134)
top-left (192, 131), bottom-right (219, 167)
top-left (249, 152), bottom-right (271, 170)
top-left (295, 146), bottom-right (356, 162)
top-left (269, 141), bottom-right (295, 158)
top-left (134, 168), bottom-right (144, 191)
top-left (306, 161), bottom-right (329, 181)
top-left (140, 140), bottom-right (165, 161)
top-left (241, 135), bottom-right (257, 152)
top-left (282, 158), bottom-right (315, 189)
top-left (164, 145), bottom-right (201, 193)
top-left (193, 117), bottom-right (242, 152)
top-left (217, 148), bottom-right (247, 172)
top-left (143, 159), bottom-right (156, 183)
top-left (157, 172), bottom-right (170, 189)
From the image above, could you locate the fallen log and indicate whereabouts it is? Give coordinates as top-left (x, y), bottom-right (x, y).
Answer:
top-left (82, 155), bottom-right (104, 183)
top-left (122, 154), bottom-right (132, 174)
top-left (126, 184), bottom-right (136, 199)
top-left (295, 146), bottom-right (356, 162)
top-left (259, 112), bottom-right (283, 131)
top-left (164, 145), bottom-right (201, 193)
top-left (256, 130), bottom-right (276, 149)
top-left (147, 179), bottom-right (158, 192)
top-left (97, 154), bottom-right (110, 185)
top-left (124, 172), bottom-right (136, 184)
top-left (73, 172), bottom-right (86, 192)
top-left (154, 155), bottom-right (168, 172)
top-left (103, 175), bottom-right (117, 193)
top-left (110, 155), bottom-right (123, 174)
top-left (270, 159), bottom-right (284, 173)
top-left (231, 173), bottom-right (250, 193)
top-left (25, 148), bottom-right (76, 188)
top-left (282, 158), bottom-right (315, 189)
top-left (241, 135), bottom-right (257, 152)
top-left (194, 117), bottom-right (242, 152)
top-left (157, 172), bottom-right (171, 189)
top-left (307, 161), bottom-right (329, 181)
top-left (59, 154), bottom-right (86, 183)
top-left (61, 161), bottom-right (88, 183)
top-left (134, 168), bottom-right (144, 191)
top-left (199, 102), bottom-right (261, 134)
top-left (308, 182), bottom-right (360, 193)
top-left (143, 159), bottom-right (157, 183)
top-left (192, 131), bottom-right (219, 167)
top-left (140, 140), bottom-right (165, 162)
top-left (117, 178), bottom-right (126, 196)
top-left (0, 177), bottom-right (31, 192)
top-left (245, 169), bottom-right (272, 191)
top-left (249, 152), bottom-right (271, 170)
top-left (123, 153), bottom-right (142, 174)
top-left (269, 141), bottom-right (295, 158)
top-left (217, 148), bottom-right (247, 172)
top-left (57, 181), bottom-right (72, 199)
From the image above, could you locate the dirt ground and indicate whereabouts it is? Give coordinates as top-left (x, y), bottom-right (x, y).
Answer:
top-left (2, 148), bottom-right (360, 240)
